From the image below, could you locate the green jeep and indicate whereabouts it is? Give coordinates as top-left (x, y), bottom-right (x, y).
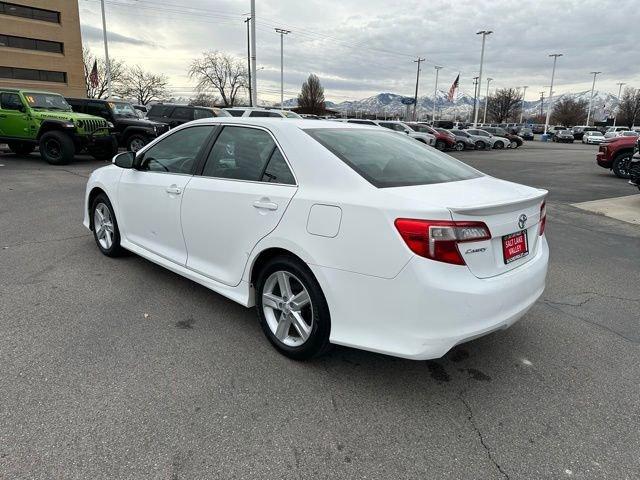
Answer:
top-left (0, 88), bottom-right (118, 164)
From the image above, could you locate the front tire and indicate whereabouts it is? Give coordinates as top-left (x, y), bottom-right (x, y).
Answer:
top-left (91, 194), bottom-right (124, 257)
top-left (435, 140), bottom-right (446, 151)
top-left (509, 140), bottom-right (518, 149)
top-left (612, 153), bottom-right (633, 179)
top-left (454, 141), bottom-right (465, 151)
top-left (255, 255), bottom-right (331, 360)
top-left (494, 140), bottom-right (505, 149)
top-left (39, 131), bottom-right (75, 165)
top-left (8, 141), bottom-right (35, 156)
top-left (475, 140), bottom-right (486, 150)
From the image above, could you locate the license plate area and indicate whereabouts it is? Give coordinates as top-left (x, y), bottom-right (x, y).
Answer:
top-left (502, 230), bottom-right (529, 264)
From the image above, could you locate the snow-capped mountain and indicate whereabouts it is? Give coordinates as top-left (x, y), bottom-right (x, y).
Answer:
top-left (276, 89), bottom-right (619, 121)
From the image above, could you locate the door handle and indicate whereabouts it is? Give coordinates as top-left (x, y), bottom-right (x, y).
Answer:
top-left (166, 185), bottom-right (182, 195)
top-left (253, 200), bottom-right (278, 211)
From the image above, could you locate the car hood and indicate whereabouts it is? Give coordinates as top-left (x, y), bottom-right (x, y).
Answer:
top-left (32, 111), bottom-right (104, 122)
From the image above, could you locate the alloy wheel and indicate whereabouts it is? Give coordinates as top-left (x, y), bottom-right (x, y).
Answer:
top-left (94, 203), bottom-right (115, 250)
top-left (262, 270), bottom-right (313, 347)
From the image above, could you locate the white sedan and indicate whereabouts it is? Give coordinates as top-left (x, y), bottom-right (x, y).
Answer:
top-left (83, 118), bottom-right (549, 360)
top-left (581, 131), bottom-right (606, 144)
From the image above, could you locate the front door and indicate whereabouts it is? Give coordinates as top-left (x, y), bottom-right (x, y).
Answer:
top-left (117, 125), bottom-right (214, 265)
top-left (181, 125), bottom-right (297, 286)
top-left (0, 92), bottom-right (31, 139)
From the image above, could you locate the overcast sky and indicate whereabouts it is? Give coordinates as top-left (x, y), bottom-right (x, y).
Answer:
top-left (79, 0), bottom-right (640, 103)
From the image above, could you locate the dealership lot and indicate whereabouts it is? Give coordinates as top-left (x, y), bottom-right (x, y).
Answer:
top-left (1, 142), bottom-right (639, 479)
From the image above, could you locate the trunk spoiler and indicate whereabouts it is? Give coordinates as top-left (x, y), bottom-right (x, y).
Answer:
top-left (447, 191), bottom-right (547, 216)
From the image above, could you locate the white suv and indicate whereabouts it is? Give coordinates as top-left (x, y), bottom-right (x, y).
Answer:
top-left (223, 107), bottom-right (302, 119)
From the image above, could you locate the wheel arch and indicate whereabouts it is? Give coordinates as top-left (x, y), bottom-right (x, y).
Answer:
top-left (36, 120), bottom-right (74, 140)
top-left (87, 186), bottom-right (108, 230)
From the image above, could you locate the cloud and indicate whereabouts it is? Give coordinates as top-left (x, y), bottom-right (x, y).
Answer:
top-left (78, 0), bottom-right (640, 102)
top-left (81, 24), bottom-right (150, 47)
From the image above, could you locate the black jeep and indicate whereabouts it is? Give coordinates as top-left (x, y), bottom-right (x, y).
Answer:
top-left (66, 98), bottom-right (169, 152)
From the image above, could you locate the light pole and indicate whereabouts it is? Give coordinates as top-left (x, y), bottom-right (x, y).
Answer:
top-left (100, 0), bottom-right (111, 98)
top-left (244, 16), bottom-right (252, 106)
top-left (412, 57), bottom-right (425, 121)
top-left (483, 77), bottom-right (493, 124)
top-left (539, 91), bottom-right (545, 118)
top-left (432, 65), bottom-right (442, 123)
top-left (613, 82), bottom-right (626, 127)
top-left (544, 53), bottom-right (562, 134)
top-left (519, 85), bottom-right (528, 123)
top-left (473, 30), bottom-right (492, 127)
top-left (471, 76), bottom-right (479, 124)
top-left (274, 28), bottom-right (291, 109)
top-left (586, 71), bottom-right (601, 126)
top-left (250, 0), bottom-right (257, 106)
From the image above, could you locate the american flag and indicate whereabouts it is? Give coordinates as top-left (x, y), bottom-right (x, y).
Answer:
top-left (447, 74), bottom-right (460, 102)
top-left (89, 60), bottom-right (99, 88)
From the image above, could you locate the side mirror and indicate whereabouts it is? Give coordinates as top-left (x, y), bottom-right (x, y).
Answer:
top-left (113, 151), bottom-right (135, 168)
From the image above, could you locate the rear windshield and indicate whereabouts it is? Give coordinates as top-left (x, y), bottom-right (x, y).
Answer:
top-left (304, 128), bottom-right (481, 188)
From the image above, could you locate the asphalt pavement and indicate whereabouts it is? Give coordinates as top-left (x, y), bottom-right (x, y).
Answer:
top-left (1, 141), bottom-right (639, 479)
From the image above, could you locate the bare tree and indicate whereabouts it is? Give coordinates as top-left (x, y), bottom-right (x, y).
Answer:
top-left (551, 97), bottom-right (588, 127)
top-left (115, 65), bottom-right (169, 105)
top-left (618, 87), bottom-right (640, 128)
top-left (297, 74), bottom-right (325, 115)
top-left (188, 51), bottom-right (248, 107)
top-left (486, 88), bottom-right (522, 123)
top-left (188, 92), bottom-right (219, 107)
top-left (82, 47), bottom-right (125, 99)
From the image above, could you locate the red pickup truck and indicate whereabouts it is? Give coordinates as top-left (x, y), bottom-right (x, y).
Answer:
top-left (596, 135), bottom-right (637, 178)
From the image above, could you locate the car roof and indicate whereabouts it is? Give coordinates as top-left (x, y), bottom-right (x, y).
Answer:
top-left (186, 117), bottom-right (376, 132)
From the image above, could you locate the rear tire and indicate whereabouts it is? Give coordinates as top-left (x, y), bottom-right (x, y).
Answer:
top-left (454, 141), bottom-right (465, 151)
top-left (612, 153), bottom-right (633, 179)
top-left (435, 140), bottom-right (446, 151)
top-left (494, 140), bottom-right (505, 149)
top-left (475, 140), bottom-right (486, 150)
top-left (91, 137), bottom-right (118, 161)
top-left (8, 141), bottom-right (35, 156)
top-left (509, 140), bottom-right (518, 149)
top-left (255, 255), bottom-right (331, 360)
top-left (126, 134), bottom-right (148, 152)
top-left (39, 131), bottom-right (75, 165)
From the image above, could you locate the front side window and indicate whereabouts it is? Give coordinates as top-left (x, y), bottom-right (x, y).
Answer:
top-left (171, 107), bottom-right (193, 121)
top-left (139, 126), bottom-right (212, 174)
top-left (202, 126), bottom-right (292, 183)
top-left (148, 105), bottom-right (172, 117)
top-left (109, 101), bottom-right (137, 118)
top-left (86, 102), bottom-right (110, 118)
top-left (305, 128), bottom-right (481, 188)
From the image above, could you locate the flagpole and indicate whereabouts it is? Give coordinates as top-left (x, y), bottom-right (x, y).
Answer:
top-left (100, 0), bottom-right (112, 98)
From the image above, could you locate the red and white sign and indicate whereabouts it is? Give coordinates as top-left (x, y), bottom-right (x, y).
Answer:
top-left (502, 230), bottom-right (528, 264)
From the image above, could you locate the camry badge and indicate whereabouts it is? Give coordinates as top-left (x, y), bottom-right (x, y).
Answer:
top-left (518, 214), bottom-right (528, 230)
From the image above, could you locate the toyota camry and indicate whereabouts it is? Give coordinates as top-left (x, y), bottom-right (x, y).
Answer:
top-left (83, 118), bottom-right (549, 360)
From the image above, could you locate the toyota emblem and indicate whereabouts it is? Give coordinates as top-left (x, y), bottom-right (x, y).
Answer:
top-left (518, 214), bottom-right (528, 230)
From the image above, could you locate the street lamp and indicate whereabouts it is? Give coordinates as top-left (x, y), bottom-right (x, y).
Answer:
top-left (613, 82), bottom-right (626, 127)
top-left (275, 28), bottom-right (291, 109)
top-left (519, 85), bottom-right (528, 124)
top-left (432, 66), bottom-right (442, 123)
top-left (483, 77), bottom-right (493, 124)
top-left (473, 30), bottom-right (492, 127)
top-left (586, 71), bottom-right (601, 126)
top-left (544, 53), bottom-right (563, 135)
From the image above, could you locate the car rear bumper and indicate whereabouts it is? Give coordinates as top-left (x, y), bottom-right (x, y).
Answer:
top-left (313, 236), bottom-right (549, 360)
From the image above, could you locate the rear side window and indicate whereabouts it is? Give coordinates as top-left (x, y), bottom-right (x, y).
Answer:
top-left (172, 107), bottom-right (193, 121)
top-left (193, 108), bottom-right (214, 120)
top-left (0, 92), bottom-right (23, 110)
top-left (148, 105), bottom-right (172, 117)
top-left (202, 126), bottom-right (293, 183)
top-left (249, 111), bottom-right (282, 118)
top-left (305, 128), bottom-right (481, 188)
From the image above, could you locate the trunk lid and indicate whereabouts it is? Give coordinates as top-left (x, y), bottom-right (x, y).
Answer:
top-left (386, 176), bottom-right (547, 278)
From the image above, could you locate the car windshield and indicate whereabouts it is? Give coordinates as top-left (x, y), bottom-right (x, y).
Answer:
top-left (23, 92), bottom-right (71, 111)
top-left (304, 128), bottom-right (481, 188)
top-left (109, 101), bottom-right (138, 118)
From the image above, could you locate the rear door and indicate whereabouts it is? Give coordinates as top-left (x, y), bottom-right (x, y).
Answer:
top-left (0, 92), bottom-right (30, 139)
top-left (181, 125), bottom-right (297, 286)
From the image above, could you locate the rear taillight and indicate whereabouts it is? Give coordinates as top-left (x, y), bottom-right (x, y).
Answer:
top-left (539, 201), bottom-right (546, 236)
top-left (394, 219), bottom-right (491, 265)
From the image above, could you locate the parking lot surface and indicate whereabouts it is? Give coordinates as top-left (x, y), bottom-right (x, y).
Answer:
top-left (1, 141), bottom-right (639, 479)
